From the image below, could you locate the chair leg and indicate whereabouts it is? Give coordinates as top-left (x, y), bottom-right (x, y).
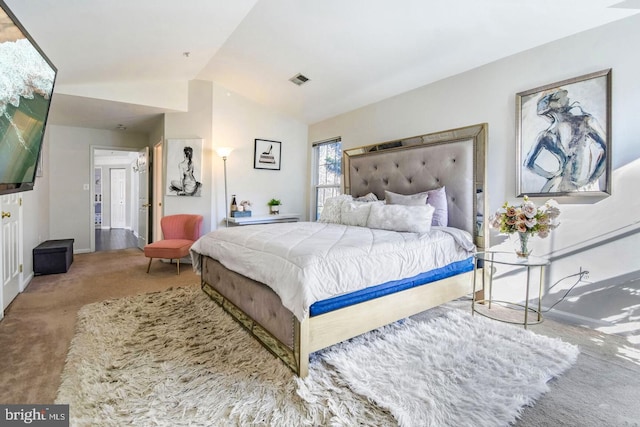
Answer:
top-left (146, 258), bottom-right (153, 273)
top-left (177, 259), bottom-right (180, 275)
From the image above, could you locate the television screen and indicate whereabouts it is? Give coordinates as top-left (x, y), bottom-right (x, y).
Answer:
top-left (0, 0), bottom-right (56, 195)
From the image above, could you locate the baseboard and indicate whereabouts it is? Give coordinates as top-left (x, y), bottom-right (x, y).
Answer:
top-left (20, 272), bottom-right (34, 292)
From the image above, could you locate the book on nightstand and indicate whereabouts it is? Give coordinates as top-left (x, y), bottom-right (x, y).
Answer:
top-left (230, 211), bottom-right (252, 218)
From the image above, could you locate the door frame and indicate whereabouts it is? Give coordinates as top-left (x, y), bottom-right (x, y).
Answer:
top-left (152, 141), bottom-right (164, 242)
top-left (90, 146), bottom-right (144, 252)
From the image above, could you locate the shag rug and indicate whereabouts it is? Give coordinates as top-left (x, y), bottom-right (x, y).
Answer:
top-left (56, 286), bottom-right (579, 427)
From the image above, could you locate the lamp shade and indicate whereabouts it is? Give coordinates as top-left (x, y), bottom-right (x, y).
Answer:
top-left (215, 147), bottom-right (233, 158)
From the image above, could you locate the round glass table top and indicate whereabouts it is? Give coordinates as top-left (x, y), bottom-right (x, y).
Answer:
top-left (474, 251), bottom-right (549, 267)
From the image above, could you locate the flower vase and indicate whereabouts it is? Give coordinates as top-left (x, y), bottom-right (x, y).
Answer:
top-left (516, 232), bottom-right (531, 258)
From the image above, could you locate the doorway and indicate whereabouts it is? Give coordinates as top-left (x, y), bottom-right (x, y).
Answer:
top-left (91, 148), bottom-right (144, 252)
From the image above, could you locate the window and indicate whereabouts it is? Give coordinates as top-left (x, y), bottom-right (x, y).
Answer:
top-left (312, 138), bottom-right (342, 220)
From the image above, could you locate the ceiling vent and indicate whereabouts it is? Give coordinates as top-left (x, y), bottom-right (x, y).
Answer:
top-left (289, 73), bottom-right (310, 86)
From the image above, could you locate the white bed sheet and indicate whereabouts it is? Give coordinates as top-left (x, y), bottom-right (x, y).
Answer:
top-left (190, 222), bottom-right (475, 321)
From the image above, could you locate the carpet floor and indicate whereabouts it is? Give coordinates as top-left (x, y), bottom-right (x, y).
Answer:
top-left (56, 286), bottom-right (578, 426)
top-left (0, 248), bottom-right (200, 404)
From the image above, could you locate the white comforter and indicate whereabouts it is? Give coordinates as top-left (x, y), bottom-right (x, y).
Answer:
top-left (190, 222), bottom-right (475, 321)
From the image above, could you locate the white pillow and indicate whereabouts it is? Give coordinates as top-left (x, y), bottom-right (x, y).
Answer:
top-left (384, 190), bottom-right (428, 206)
top-left (340, 201), bottom-right (381, 227)
top-left (385, 188), bottom-right (449, 227)
top-left (318, 195), bottom-right (353, 223)
top-left (366, 203), bottom-right (434, 233)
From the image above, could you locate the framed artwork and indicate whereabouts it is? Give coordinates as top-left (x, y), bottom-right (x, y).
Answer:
top-left (254, 139), bottom-right (281, 170)
top-left (516, 69), bottom-right (611, 197)
top-left (166, 138), bottom-right (203, 197)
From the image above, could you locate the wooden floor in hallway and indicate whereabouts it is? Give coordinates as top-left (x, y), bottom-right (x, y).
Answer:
top-left (95, 228), bottom-right (139, 251)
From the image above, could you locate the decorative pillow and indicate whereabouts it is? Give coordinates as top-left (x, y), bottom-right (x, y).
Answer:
top-left (426, 186), bottom-right (448, 227)
top-left (384, 190), bottom-right (428, 206)
top-left (354, 192), bottom-right (379, 203)
top-left (340, 201), bottom-right (380, 227)
top-left (366, 203), bottom-right (434, 233)
top-left (318, 195), bottom-right (353, 223)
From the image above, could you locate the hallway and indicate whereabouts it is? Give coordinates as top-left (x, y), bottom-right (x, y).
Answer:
top-left (95, 229), bottom-right (138, 252)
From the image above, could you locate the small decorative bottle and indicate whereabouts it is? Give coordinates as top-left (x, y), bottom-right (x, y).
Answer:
top-left (230, 195), bottom-right (238, 213)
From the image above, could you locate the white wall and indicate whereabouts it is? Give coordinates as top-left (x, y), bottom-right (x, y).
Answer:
top-left (18, 130), bottom-right (51, 283)
top-left (210, 83), bottom-right (309, 230)
top-left (48, 126), bottom-right (148, 252)
top-left (163, 80), bottom-right (214, 232)
top-left (309, 14), bottom-right (640, 328)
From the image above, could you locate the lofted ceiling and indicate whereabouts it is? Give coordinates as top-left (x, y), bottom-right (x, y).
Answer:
top-left (5, 0), bottom-right (640, 132)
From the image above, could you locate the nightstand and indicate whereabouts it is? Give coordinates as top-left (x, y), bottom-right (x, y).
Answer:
top-left (472, 251), bottom-right (549, 329)
top-left (225, 213), bottom-right (301, 226)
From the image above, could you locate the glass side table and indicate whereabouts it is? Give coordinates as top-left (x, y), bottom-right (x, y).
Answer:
top-left (472, 251), bottom-right (550, 329)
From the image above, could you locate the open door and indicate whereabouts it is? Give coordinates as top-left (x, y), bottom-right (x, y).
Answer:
top-left (153, 142), bottom-right (163, 243)
top-left (137, 147), bottom-right (150, 249)
top-left (1, 194), bottom-right (22, 312)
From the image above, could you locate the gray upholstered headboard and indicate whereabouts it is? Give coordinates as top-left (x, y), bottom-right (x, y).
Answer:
top-left (343, 124), bottom-right (488, 249)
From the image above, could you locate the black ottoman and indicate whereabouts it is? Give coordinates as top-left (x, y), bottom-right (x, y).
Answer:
top-left (33, 239), bottom-right (74, 275)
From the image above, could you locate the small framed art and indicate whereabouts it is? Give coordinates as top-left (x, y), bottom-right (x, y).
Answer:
top-left (254, 139), bottom-right (281, 170)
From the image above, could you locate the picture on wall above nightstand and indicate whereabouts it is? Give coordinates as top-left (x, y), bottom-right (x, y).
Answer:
top-left (254, 139), bottom-right (281, 170)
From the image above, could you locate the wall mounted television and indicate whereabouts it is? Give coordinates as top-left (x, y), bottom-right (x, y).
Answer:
top-left (0, 0), bottom-right (56, 195)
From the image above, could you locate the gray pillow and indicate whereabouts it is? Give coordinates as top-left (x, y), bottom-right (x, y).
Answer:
top-left (384, 190), bottom-right (428, 206)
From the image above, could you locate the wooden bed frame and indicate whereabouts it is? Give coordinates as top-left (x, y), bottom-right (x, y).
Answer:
top-left (200, 123), bottom-right (488, 377)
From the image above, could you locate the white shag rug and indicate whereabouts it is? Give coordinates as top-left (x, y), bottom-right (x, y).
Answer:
top-left (56, 286), bottom-right (579, 427)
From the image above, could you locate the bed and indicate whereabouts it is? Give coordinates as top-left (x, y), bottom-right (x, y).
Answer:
top-left (191, 123), bottom-right (488, 377)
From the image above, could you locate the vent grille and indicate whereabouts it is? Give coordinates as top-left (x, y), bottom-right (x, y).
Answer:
top-left (289, 73), bottom-right (310, 86)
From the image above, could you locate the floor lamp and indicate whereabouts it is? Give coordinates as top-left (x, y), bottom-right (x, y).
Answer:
top-left (215, 147), bottom-right (233, 227)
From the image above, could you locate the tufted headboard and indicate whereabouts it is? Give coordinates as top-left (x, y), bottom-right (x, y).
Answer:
top-left (344, 124), bottom-right (488, 249)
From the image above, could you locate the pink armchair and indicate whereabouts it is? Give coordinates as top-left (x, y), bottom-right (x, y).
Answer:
top-left (144, 214), bottom-right (203, 274)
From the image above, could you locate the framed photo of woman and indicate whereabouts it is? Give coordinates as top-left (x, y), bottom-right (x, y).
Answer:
top-left (166, 138), bottom-right (203, 197)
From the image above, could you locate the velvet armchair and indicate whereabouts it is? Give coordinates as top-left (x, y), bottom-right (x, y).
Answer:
top-left (144, 214), bottom-right (203, 274)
